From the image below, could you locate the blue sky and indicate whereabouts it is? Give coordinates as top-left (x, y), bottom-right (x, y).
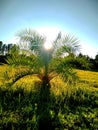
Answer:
top-left (0, 0), bottom-right (98, 58)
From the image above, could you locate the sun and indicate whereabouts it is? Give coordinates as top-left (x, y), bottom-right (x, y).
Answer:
top-left (44, 42), bottom-right (52, 50)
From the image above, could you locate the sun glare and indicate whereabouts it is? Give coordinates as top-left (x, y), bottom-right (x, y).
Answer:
top-left (44, 42), bottom-right (52, 50)
top-left (36, 26), bottom-right (61, 50)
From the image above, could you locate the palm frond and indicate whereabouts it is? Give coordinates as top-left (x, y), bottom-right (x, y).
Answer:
top-left (55, 59), bottom-right (79, 84)
top-left (62, 35), bottom-right (80, 52)
top-left (17, 29), bottom-right (45, 54)
top-left (6, 54), bottom-right (33, 67)
top-left (12, 68), bottom-right (33, 84)
top-left (53, 33), bottom-right (80, 57)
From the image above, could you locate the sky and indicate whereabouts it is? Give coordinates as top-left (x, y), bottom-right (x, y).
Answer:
top-left (0, 0), bottom-right (98, 58)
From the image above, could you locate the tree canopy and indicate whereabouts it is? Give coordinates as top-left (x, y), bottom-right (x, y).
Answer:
top-left (5, 29), bottom-right (80, 86)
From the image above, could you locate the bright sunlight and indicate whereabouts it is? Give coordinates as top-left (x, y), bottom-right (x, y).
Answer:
top-left (44, 42), bottom-right (52, 50)
top-left (37, 26), bottom-right (60, 50)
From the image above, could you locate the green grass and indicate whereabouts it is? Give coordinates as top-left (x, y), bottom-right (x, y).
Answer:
top-left (0, 65), bottom-right (98, 129)
top-left (76, 69), bottom-right (98, 85)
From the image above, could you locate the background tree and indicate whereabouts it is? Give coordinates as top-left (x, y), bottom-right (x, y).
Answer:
top-left (75, 53), bottom-right (91, 70)
top-left (0, 41), bottom-right (3, 54)
top-left (95, 54), bottom-right (98, 70)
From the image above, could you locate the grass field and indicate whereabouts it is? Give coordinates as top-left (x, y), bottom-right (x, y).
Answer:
top-left (0, 65), bottom-right (98, 92)
top-left (0, 65), bottom-right (98, 129)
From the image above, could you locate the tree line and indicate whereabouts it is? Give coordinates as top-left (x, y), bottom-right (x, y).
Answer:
top-left (0, 41), bottom-right (17, 64)
top-left (63, 52), bottom-right (98, 71)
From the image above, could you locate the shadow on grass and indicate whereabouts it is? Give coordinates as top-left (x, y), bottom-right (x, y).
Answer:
top-left (0, 83), bottom-right (61, 130)
top-left (36, 82), bottom-right (61, 130)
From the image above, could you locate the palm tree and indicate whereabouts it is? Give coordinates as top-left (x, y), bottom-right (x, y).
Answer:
top-left (6, 28), bottom-right (80, 87)
top-left (5, 28), bottom-right (80, 129)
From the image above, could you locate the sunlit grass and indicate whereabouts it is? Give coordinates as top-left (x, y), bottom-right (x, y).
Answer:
top-left (0, 65), bottom-right (98, 93)
top-left (0, 65), bottom-right (8, 85)
top-left (75, 69), bottom-right (98, 92)
top-left (76, 69), bottom-right (98, 83)
top-left (13, 75), bottom-right (41, 91)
